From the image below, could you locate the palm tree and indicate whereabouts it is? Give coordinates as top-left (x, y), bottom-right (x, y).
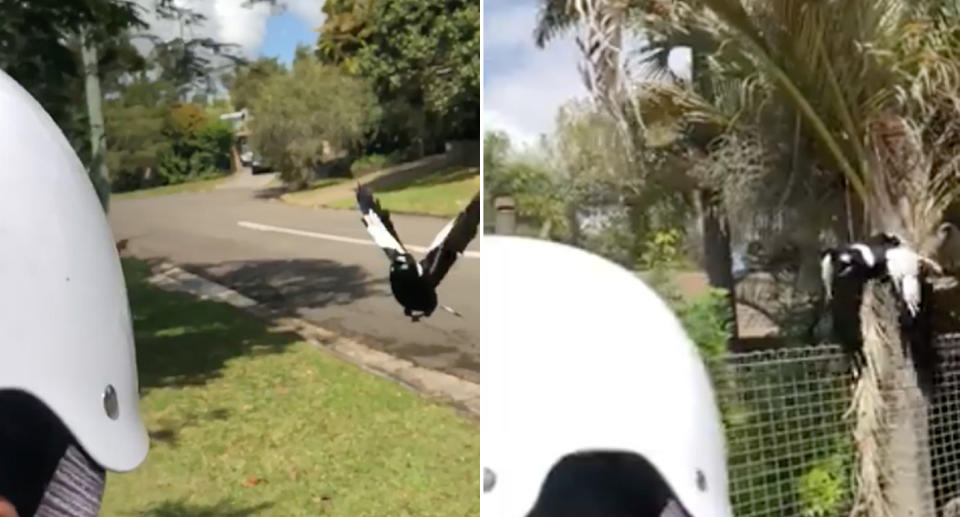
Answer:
top-left (534, 0), bottom-right (744, 340)
top-left (645, 1), bottom-right (960, 513)
top-left (544, 0), bottom-right (960, 512)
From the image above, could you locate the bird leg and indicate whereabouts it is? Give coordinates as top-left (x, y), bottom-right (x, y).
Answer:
top-left (919, 254), bottom-right (944, 275)
top-left (439, 305), bottom-right (462, 318)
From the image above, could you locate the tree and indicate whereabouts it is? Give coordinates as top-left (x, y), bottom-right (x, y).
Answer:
top-left (316, 0), bottom-right (377, 75)
top-left (249, 59), bottom-right (379, 189)
top-left (637, 0), bottom-right (960, 512)
top-left (534, 0), bottom-right (741, 337)
top-left (222, 57), bottom-right (285, 110)
top-left (484, 131), bottom-right (573, 240)
top-left (0, 1), bottom-right (146, 125)
top-left (356, 0), bottom-right (480, 144)
top-left (104, 102), bottom-right (168, 192)
top-left (1, 0), bottom-right (265, 210)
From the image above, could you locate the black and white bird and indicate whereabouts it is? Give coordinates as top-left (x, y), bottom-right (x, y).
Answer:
top-left (820, 233), bottom-right (904, 373)
top-left (355, 185), bottom-right (480, 322)
top-left (821, 231), bottom-right (943, 317)
top-left (820, 232), bottom-right (900, 302)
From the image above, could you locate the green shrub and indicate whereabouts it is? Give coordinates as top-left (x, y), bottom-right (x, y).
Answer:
top-left (797, 451), bottom-right (849, 517)
top-left (675, 287), bottom-right (732, 363)
top-left (105, 104), bottom-right (170, 192)
top-left (637, 229), bottom-right (685, 271)
top-left (157, 107), bottom-right (233, 185)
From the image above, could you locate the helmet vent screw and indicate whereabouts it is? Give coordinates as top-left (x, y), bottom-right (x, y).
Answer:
top-left (103, 385), bottom-right (119, 420)
top-left (483, 467), bottom-right (496, 493)
top-left (696, 470), bottom-right (707, 492)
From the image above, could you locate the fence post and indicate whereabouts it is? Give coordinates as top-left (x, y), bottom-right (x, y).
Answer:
top-left (495, 196), bottom-right (516, 235)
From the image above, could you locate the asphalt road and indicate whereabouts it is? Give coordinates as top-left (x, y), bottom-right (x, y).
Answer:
top-left (109, 181), bottom-right (480, 382)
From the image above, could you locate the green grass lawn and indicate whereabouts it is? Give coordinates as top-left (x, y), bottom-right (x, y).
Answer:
top-left (113, 176), bottom-right (230, 200)
top-left (100, 259), bottom-right (479, 517)
top-left (327, 167), bottom-right (479, 217)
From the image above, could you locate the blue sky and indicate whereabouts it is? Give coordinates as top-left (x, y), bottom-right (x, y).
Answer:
top-left (136, 1), bottom-right (325, 67)
top-left (484, 0), bottom-right (692, 147)
top-left (483, 0), bottom-right (587, 146)
top-left (258, 11), bottom-right (319, 66)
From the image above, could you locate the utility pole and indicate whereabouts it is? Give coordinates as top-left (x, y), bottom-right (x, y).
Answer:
top-left (80, 28), bottom-right (110, 212)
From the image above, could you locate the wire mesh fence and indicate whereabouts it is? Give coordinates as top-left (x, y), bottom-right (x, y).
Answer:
top-left (710, 334), bottom-right (960, 517)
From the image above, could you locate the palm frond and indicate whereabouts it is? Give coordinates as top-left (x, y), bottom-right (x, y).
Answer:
top-left (534, 0), bottom-right (577, 48)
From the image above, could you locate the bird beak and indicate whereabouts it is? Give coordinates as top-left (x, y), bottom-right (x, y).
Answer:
top-left (837, 265), bottom-right (853, 277)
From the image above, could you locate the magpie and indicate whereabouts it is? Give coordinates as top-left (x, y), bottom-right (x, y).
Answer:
top-left (819, 231), bottom-right (945, 314)
top-left (820, 232), bottom-right (899, 302)
top-left (819, 233), bottom-right (902, 375)
top-left (355, 184), bottom-right (480, 322)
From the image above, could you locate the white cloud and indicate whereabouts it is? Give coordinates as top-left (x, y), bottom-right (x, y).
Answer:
top-left (484, 1), bottom-right (695, 145)
top-left (212, 0), bottom-right (273, 56)
top-left (284, 0), bottom-right (326, 29)
top-left (132, 0), bottom-right (322, 58)
top-left (482, 108), bottom-right (541, 148)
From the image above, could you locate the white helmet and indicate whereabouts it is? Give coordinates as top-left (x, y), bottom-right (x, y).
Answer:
top-left (481, 236), bottom-right (732, 517)
top-left (0, 70), bottom-right (148, 472)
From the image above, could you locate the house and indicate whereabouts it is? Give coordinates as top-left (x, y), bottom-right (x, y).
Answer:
top-left (219, 109), bottom-right (252, 172)
top-left (219, 108), bottom-right (250, 137)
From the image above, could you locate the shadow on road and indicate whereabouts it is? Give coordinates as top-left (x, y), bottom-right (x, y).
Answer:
top-left (251, 185), bottom-right (289, 200)
top-left (181, 258), bottom-right (387, 315)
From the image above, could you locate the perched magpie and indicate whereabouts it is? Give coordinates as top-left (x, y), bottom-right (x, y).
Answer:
top-left (355, 185), bottom-right (480, 322)
top-left (819, 232), bottom-right (903, 374)
top-left (820, 233), bottom-right (899, 302)
top-left (820, 232), bottom-right (945, 380)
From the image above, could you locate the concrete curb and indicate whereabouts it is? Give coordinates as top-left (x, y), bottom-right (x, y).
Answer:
top-left (146, 262), bottom-right (480, 420)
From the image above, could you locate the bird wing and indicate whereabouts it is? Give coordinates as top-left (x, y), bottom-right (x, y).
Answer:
top-left (355, 185), bottom-right (407, 262)
top-left (885, 246), bottom-right (923, 316)
top-left (420, 191), bottom-right (480, 287)
top-left (885, 247), bottom-right (920, 278)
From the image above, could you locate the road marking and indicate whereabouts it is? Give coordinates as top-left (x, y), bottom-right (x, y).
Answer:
top-left (237, 221), bottom-right (481, 259)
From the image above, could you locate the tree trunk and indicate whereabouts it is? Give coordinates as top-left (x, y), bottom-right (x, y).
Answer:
top-left (566, 203), bottom-right (581, 247)
top-left (80, 28), bottom-right (110, 212)
top-left (694, 188), bottom-right (739, 342)
top-left (851, 281), bottom-right (935, 517)
top-left (689, 48), bottom-right (738, 342)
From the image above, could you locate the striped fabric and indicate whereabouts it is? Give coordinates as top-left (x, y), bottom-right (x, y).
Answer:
top-left (33, 445), bottom-right (104, 517)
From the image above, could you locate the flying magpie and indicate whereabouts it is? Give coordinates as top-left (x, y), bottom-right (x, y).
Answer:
top-left (355, 184), bottom-right (480, 322)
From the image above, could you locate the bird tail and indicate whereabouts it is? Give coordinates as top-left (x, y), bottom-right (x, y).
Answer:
top-left (439, 305), bottom-right (462, 318)
top-left (902, 276), bottom-right (921, 318)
